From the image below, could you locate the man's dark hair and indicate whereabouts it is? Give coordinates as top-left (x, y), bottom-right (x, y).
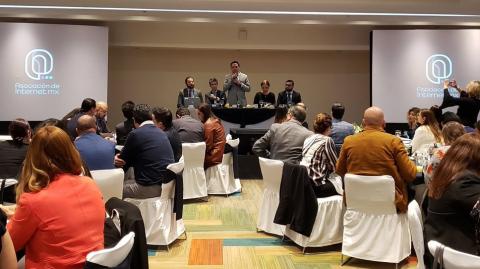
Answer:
top-left (133, 104), bottom-right (152, 125)
top-left (441, 111), bottom-right (462, 125)
top-left (152, 107), bottom-right (173, 129)
top-left (286, 79), bottom-right (295, 86)
top-left (121, 101), bottom-right (135, 119)
top-left (331, 103), bottom-right (345, 120)
top-left (9, 118), bottom-right (30, 143)
top-left (80, 98), bottom-right (96, 113)
top-left (185, 76), bottom-right (194, 84)
top-left (209, 78), bottom-right (218, 85)
top-left (230, 60), bottom-right (240, 67)
top-left (176, 107), bottom-right (190, 117)
top-left (288, 105), bottom-right (307, 123)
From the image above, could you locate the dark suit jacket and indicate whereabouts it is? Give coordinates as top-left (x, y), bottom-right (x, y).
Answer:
top-left (164, 127), bottom-right (182, 162)
top-left (115, 119), bottom-right (135, 146)
top-left (205, 90), bottom-right (226, 105)
top-left (172, 116), bottom-right (205, 143)
top-left (66, 112), bottom-right (86, 140)
top-left (177, 88), bottom-right (203, 108)
top-left (277, 90), bottom-right (302, 106)
top-left (75, 132), bottom-right (115, 171)
top-left (0, 140), bottom-right (28, 179)
top-left (119, 124), bottom-right (175, 186)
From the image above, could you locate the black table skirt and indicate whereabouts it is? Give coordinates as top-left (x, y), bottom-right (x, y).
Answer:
top-left (212, 108), bottom-right (276, 128)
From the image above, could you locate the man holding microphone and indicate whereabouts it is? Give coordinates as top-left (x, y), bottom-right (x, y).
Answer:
top-left (223, 60), bottom-right (250, 107)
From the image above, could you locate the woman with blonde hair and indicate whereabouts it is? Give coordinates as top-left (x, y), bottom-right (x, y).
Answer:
top-left (440, 79), bottom-right (480, 128)
top-left (6, 126), bottom-right (104, 268)
top-left (411, 109), bottom-right (443, 153)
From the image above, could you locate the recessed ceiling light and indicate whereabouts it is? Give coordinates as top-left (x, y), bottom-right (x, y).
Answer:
top-left (185, 18), bottom-right (214, 23)
top-left (296, 20), bottom-right (324, 25)
top-left (239, 19), bottom-right (269, 24)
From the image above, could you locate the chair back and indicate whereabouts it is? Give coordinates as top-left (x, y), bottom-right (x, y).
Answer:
top-left (226, 138), bottom-right (240, 148)
top-left (408, 200), bottom-right (425, 269)
top-left (86, 231), bottom-right (135, 267)
top-left (259, 157), bottom-right (284, 193)
top-left (167, 161), bottom-right (184, 175)
top-left (90, 168), bottom-right (125, 201)
top-left (344, 173), bottom-right (396, 214)
top-left (428, 240), bottom-right (480, 269)
top-left (160, 180), bottom-right (175, 200)
top-left (182, 142), bottom-right (206, 168)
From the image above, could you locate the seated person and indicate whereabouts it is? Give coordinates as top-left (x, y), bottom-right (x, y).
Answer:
top-left (75, 115), bottom-right (115, 171)
top-left (95, 101), bottom-right (112, 137)
top-left (7, 126), bottom-right (105, 268)
top-left (197, 104), bottom-right (226, 169)
top-left (300, 113), bottom-right (339, 198)
top-left (411, 109), bottom-right (443, 154)
top-left (406, 107), bottom-right (420, 139)
top-left (330, 103), bottom-right (354, 145)
top-left (425, 133), bottom-right (480, 258)
top-left (177, 76), bottom-right (203, 108)
top-left (115, 101), bottom-right (135, 146)
top-left (253, 80), bottom-right (275, 107)
top-left (274, 106), bottom-right (288, 123)
top-left (205, 78), bottom-right (226, 106)
top-left (173, 107), bottom-right (204, 143)
top-left (66, 98), bottom-right (97, 140)
top-left (152, 107), bottom-right (182, 162)
top-left (115, 104), bottom-right (175, 199)
top-left (0, 119), bottom-right (31, 179)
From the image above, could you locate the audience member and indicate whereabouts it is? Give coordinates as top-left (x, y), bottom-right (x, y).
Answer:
top-left (300, 113), bottom-right (339, 197)
top-left (7, 126), bottom-right (104, 268)
top-left (177, 76), bottom-right (203, 108)
top-left (205, 78), bottom-right (226, 106)
top-left (442, 111), bottom-right (474, 133)
top-left (173, 107), bottom-right (204, 143)
top-left (406, 107), bottom-right (420, 139)
top-left (0, 119), bottom-right (31, 179)
top-left (430, 105), bottom-right (443, 129)
top-left (297, 103), bottom-right (309, 129)
top-left (0, 209), bottom-right (16, 269)
top-left (424, 121), bottom-right (465, 183)
top-left (197, 104), bottom-right (226, 168)
top-left (224, 60), bottom-right (250, 106)
top-left (34, 118), bottom-right (66, 134)
top-left (115, 100), bottom-right (135, 146)
top-left (66, 98), bottom-right (97, 140)
top-left (411, 109), bottom-right (443, 154)
top-left (152, 107), bottom-right (182, 162)
top-left (95, 101), bottom-right (111, 136)
top-left (440, 79), bottom-right (480, 128)
top-left (336, 106), bottom-right (416, 213)
top-left (75, 115), bottom-right (115, 171)
top-left (425, 133), bottom-right (480, 257)
top-left (115, 104), bottom-right (175, 199)
top-left (253, 80), bottom-right (276, 106)
top-left (330, 103), bottom-right (354, 145)
top-left (277, 80), bottom-right (302, 106)
top-left (274, 106), bottom-right (288, 123)
top-left (253, 105), bottom-right (313, 164)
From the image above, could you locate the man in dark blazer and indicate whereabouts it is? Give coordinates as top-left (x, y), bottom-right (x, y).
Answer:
top-left (115, 101), bottom-right (135, 145)
top-left (277, 80), bottom-right (302, 106)
top-left (172, 107), bottom-right (204, 143)
top-left (205, 78), bottom-right (226, 106)
top-left (66, 98), bottom-right (96, 140)
top-left (177, 76), bottom-right (203, 108)
top-left (114, 104), bottom-right (175, 199)
top-left (75, 115), bottom-right (115, 171)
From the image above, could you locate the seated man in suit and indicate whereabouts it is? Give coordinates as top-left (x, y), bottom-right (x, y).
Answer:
top-left (205, 78), bottom-right (226, 106)
top-left (336, 106), bottom-right (417, 213)
top-left (253, 105), bottom-right (313, 164)
top-left (66, 98), bottom-right (96, 140)
top-left (177, 76), bottom-right (203, 108)
top-left (75, 115), bottom-right (115, 171)
top-left (152, 107), bottom-right (182, 162)
top-left (114, 104), bottom-right (175, 199)
top-left (95, 101), bottom-right (112, 137)
top-left (172, 107), bottom-right (204, 143)
top-left (277, 80), bottom-right (302, 107)
top-left (115, 101), bottom-right (135, 145)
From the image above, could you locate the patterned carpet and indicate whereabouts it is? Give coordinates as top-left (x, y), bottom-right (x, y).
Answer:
top-left (148, 180), bottom-right (417, 269)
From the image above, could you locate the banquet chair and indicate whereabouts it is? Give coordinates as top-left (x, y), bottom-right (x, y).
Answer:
top-left (85, 232), bottom-right (135, 268)
top-left (90, 168), bottom-right (124, 202)
top-left (206, 138), bottom-right (242, 195)
top-left (182, 142), bottom-right (208, 200)
top-left (428, 240), bottom-right (480, 269)
top-left (124, 162), bottom-right (186, 247)
top-left (342, 174), bottom-right (410, 268)
top-left (408, 200), bottom-right (425, 269)
top-left (256, 157), bottom-right (285, 236)
top-left (284, 195), bottom-right (344, 252)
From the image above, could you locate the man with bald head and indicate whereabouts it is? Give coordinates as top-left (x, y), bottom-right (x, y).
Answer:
top-left (336, 106), bottom-right (416, 213)
top-left (75, 115), bottom-right (115, 170)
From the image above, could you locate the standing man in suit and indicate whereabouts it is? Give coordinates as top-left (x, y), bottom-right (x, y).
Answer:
top-left (253, 105), bottom-right (313, 164)
top-left (172, 107), bottom-right (204, 143)
top-left (277, 80), bottom-right (302, 107)
top-left (114, 104), bottom-right (175, 199)
top-left (75, 115), bottom-right (115, 171)
top-left (205, 78), bottom-right (226, 106)
top-left (223, 60), bottom-right (250, 106)
top-left (177, 76), bottom-right (203, 108)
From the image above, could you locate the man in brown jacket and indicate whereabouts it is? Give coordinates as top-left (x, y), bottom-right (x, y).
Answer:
top-left (336, 106), bottom-right (416, 213)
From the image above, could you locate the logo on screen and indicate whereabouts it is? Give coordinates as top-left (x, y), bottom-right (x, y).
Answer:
top-left (426, 54), bottom-right (452, 84)
top-left (25, 49), bottom-right (54, 80)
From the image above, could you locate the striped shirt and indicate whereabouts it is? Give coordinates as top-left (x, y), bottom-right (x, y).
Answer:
top-left (300, 134), bottom-right (338, 185)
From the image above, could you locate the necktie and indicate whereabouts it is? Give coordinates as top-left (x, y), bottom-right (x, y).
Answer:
top-left (288, 92), bottom-right (292, 103)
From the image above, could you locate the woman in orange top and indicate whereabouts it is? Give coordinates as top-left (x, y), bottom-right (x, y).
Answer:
top-left (198, 103), bottom-right (226, 168)
top-left (7, 126), bottom-right (105, 269)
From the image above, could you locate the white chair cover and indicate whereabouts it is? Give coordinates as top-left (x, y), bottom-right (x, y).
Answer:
top-left (256, 157), bottom-right (285, 236)
top-left (86, 232), bottom-right (135, 267)
top-left (428, 240), bottom-right (480, 269)
top-left (206, 147), bottom-right (242, 195)
top-left (124, 179), bottom-right (185, 246)
top-left (226, 138), bottom-right (240, 148)
top-left (182, 142), bottom-right (208, 200)
top-left (90, 168), bottom-right (125, 202)
top-left (342, 174), bottom-right (411, 263)
top-left (408, 200), bottom-right (425, 269)
top-left (284, 195), bottom-right (344, 248)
